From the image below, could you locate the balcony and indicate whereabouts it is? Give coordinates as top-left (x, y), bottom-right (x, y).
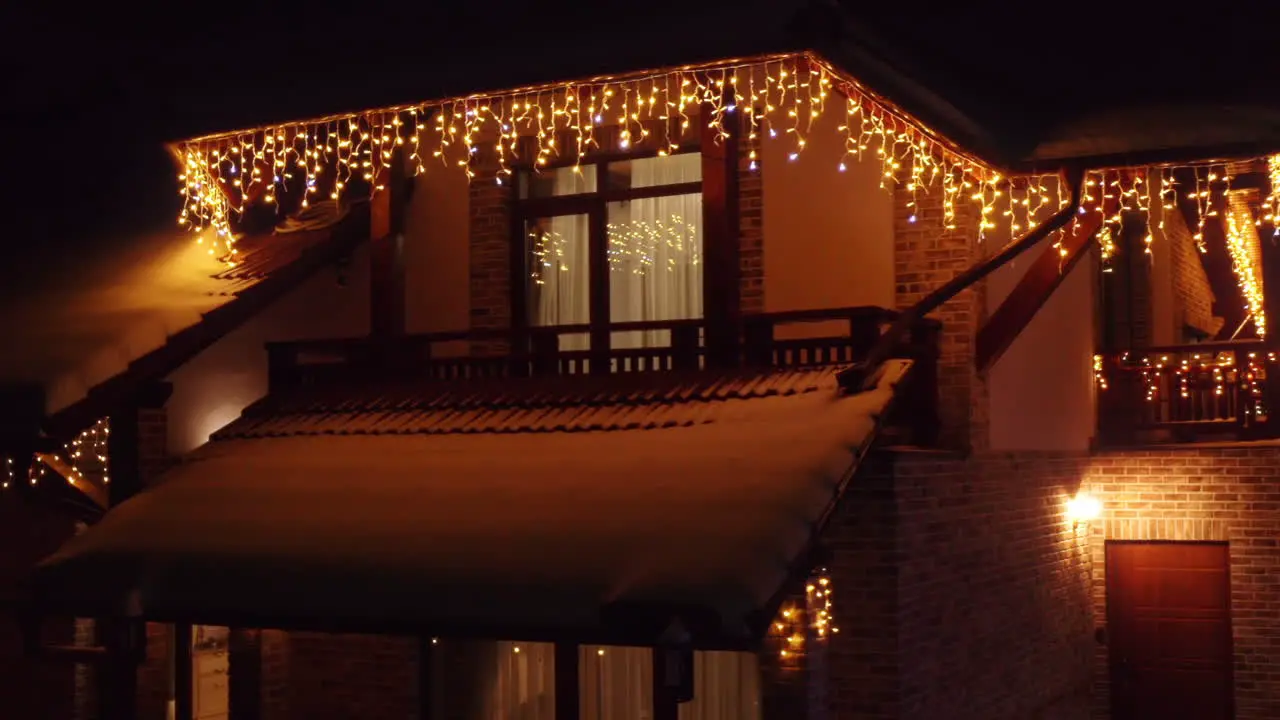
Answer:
top-left (266, 306), bottom-right (941, 445)
top-left (1095, 340), bottom-right (1278, 445)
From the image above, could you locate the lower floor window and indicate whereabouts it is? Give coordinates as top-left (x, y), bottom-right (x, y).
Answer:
top-left (431, 641), bottom-right (760, 720)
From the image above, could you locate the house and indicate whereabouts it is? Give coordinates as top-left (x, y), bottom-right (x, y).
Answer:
top-left (5, 2), bottom-right (1280, 719)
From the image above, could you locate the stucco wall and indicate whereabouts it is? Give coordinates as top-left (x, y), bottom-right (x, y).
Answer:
top-left (761, 106), bottom-right (895, 314)
top-left (164, 243), bottom-right (371, 454)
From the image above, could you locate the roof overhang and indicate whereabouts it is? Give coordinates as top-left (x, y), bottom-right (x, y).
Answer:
top-left (32, 361), bottom-right (911, 647)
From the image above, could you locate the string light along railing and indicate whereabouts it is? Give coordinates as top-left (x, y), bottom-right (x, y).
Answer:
top-left (173, 52), bottom-right (1006, 264)
top-left (0, 418), bottom-right (110, 495)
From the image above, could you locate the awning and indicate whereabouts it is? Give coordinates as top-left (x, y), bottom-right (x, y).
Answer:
top-left (33, 360), bottom-right (911, 647)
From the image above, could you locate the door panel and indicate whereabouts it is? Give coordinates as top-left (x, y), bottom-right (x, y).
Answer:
top-left (1106, 541), bottom-right (1233, 720)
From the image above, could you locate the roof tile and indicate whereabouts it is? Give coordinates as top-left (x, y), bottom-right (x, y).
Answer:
top-left (214, 366), bottom-right (845, 440)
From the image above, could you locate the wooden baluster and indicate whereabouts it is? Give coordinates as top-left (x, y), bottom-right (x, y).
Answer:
top-left (531, 330), bottom-right (558, 377)
top-left (743, 317), bottom-right (773, 367)
top-left (672, 325), bottom-right (700, 372)
top-left (1233, 348), bottom-right (1249, 432)
top-left (849, 313), bottom-right (880, 363)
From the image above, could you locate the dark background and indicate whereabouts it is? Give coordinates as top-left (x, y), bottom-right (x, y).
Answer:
top-left (1, 1), bottom-right (1275, 271)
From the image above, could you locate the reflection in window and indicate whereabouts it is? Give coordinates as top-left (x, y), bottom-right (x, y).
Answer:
top-left (519, 152), bottom-right (702, 351)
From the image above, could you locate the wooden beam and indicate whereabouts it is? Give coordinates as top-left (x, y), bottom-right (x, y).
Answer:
top-left (554, 643), bottom-right (579, 720)
top-left (33, 452), bottom-right (107, 510)
top-left (975, 210), bottom-right (1104, 370)
top-left (370, 144), bottom-right (411, 338)
top-left (974, 168), bottom-right (1124, 371)
top-left (700, 81), bottom-right (741, 369)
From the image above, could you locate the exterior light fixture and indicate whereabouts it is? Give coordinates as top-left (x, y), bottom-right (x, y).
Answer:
top-left (1066, 492), bottom-right (1102, 526)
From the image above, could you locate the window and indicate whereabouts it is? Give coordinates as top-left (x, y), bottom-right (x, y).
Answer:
top-left (517, 152), bottom-right (703, 350)
top-left (430, 640), bottom-right (761, 719)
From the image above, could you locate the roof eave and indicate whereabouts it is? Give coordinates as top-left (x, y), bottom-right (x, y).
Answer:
top-left (1014, 140), bottom-right (1280, 175)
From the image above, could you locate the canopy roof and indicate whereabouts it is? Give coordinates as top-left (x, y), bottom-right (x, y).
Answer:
top-left (34, 360), bottom-right (910, 647)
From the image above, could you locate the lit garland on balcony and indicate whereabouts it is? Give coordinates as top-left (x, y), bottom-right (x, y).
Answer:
top-left (1261, 154), bottom-right (1280, 236)
top-left (1224, 204), bottom-right (1267, 338)
top-left (173, 52), bottom-right (1005, 263)
top-left (771, 566), bottom-right (838, 662)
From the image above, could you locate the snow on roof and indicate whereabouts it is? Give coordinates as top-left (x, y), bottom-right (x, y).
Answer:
top-left (34, 360), bottom-right (911, 645)
top-left (1029, 105), bottom-right (1280, 163)
top-left (0, 208), bottom-right (350, 417)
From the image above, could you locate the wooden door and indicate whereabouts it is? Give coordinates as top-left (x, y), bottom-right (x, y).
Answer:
top-left (1106, 541), bottom-right (1233, 719)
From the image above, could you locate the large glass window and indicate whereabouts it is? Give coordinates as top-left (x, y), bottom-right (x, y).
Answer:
top-left (516, 152), bottom-right (703, 350)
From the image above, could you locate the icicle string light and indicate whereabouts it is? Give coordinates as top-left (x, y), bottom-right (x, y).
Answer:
top-left (174, 52), bottom-right (1003, 263)
top-left (1224, 204), bottom-right (1267, 338)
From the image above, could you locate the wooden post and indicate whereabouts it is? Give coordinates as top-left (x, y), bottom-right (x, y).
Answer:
top-left (651, 649), bottom-right (678, 720)
top-left (174, 624), bottom-right (194, 720)
top-left (417, 636), bottom-right (434, 720)
top-left (554, 643), bottom-right (579, 720)
top-left (700, 81), bottom-right (742, 370)
top-left (98, 381), bottom-right (172, 720)
top-left (228, 628), bottom-right (262, 720)
top-left (370, 141), bottom-right (412, 339)
top-left (1259, 219), bottom-right (1280, 430)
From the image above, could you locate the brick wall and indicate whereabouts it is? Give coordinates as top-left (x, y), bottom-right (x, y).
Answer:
top-left (892, 183), bottom-right (987, 451)
top-left (275, 632), bottom-right (418, 720)
top-left (1084, 448), bottom-right (1280, 720)
top-left (738, 119), bottom-right (764, 315)
top-left (1167, 205), bottom-right (1219, 339)
top-left (0, 493), bottom-right (77, 720)
top-left (468, 145), bottom-right (512, 356)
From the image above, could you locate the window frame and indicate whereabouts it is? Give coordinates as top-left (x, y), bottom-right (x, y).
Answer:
top-left (510, 148), bottom-right (707, 350)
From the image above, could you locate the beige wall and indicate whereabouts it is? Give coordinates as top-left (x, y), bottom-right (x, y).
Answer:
top-left (761, 107), bottom-right (895, 313)
top-left (404, 149), bottom-right (471, 334)
top-left (164, 244), bottom-right (371, 454)
top-left (983, 177), bottom-right (1097, 452)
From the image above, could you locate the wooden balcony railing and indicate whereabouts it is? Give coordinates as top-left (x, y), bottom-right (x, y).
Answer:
top-left (1095, 340), bottom-right (1278, 445)
top-left (266, 306), bottom-right (942, 445)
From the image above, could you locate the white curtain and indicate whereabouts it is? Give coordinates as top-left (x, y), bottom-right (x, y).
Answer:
top-left (529, 155), bottom-right (703, 352)
top-left (455, 641), bottom-right (759, 720)
top-left (609, 154), bottom-right (703, 349)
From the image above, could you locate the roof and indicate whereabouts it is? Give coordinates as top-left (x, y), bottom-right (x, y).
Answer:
top-left (1026, 105), bottom-right (1280, 168)
top-left (217, 364), bottom-right (882, 439)
top-left (33, 360), bottom-right (911, 646)
top-left (0, 202), bottom-right (369, 435)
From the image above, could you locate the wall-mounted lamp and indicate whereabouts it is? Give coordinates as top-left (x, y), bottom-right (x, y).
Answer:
top-left (1066, 492), bottom-right (1102, 526)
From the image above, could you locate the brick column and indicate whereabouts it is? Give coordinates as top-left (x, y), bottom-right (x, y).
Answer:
top-left (738, 114), bottom-right (764, 315)
top-left (892, 186), bottom-right (988, 452)
top-left (469, 143), bottom-right (512, 356)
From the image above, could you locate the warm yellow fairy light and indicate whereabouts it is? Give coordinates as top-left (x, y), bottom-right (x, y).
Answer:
top-left (2, 418), bottom-right (111, 495)
top-left (1262, 154), bottom-right (1280, 235)
top-left (1224, 203), bottom-right (1267, 338)
top-left (771, 566), bottom-right (838, 661)
top-left (173, 52), bottom-right (1002, 263)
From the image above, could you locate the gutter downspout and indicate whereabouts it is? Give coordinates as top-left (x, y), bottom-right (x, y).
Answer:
top-left (837, 165), bottom-right (1087, 391)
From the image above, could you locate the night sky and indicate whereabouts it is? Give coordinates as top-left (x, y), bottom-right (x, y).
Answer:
top-left (2, 1), bottom-right (1276, 279)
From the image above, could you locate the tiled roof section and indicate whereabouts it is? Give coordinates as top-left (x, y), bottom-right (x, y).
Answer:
top-left (208, 201), bottom-right (356, 295)
top-left (214, 366), bottom-right (847, 439)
